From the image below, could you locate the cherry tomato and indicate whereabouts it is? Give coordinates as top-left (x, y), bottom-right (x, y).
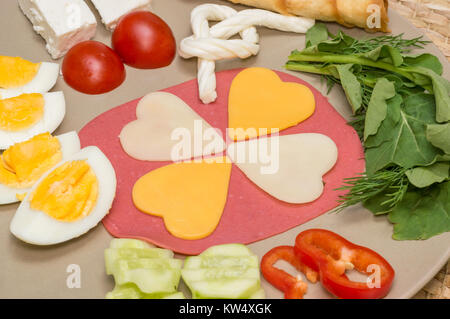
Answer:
top-left (112, 11), bottom-right (176, 69)
top-left (62, 41), bottom-right (126, 95)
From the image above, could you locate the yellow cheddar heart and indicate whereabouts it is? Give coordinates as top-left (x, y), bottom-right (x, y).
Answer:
top-left (228, 67), bottom-right (315, 141)
top-left (132, 157), bottom-right (232, 240)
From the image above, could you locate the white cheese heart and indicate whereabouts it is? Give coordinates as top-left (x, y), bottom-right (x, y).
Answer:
top-left (227, 133), bottom-right (338, 204)
top-left (119, 92), bottom-right (226, 162)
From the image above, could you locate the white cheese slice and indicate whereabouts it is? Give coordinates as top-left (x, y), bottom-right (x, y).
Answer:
top-left (119, 92), bottom-right (226, 162)
top-left (227, 133), bottom-right (338, 204)
top-left (90, 0), bottom-right (152, 30)
top-left (18, 0), bottom-right (97, 59)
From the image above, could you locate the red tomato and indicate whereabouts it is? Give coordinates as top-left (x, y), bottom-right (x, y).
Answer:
top-left (112, 11), bottom-right (176, 69)
top-left (62, 41), bottom-right (126, 95)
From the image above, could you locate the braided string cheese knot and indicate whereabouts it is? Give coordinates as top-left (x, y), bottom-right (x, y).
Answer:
top-left (179, 4), bottom-right (315, 104)
top-left (180, 4), bottom-right (258, 104)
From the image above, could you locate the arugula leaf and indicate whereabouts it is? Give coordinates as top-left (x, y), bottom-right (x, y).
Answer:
top-left (406, 163), bottom-right (450, 188)
top-left (404, 53), bottom-right (443, 75)
top-left (361, 45), bottom-right (403, 67)
top-left (305, 23), bottom-right (329, 47)
top-left (363, 78), bottom-right (396, 141)
top-left (365, 93), bottom-right (442, 175)
top-left (335, 64), bottom-right (362, 113)
top-left (426, 123), bottom-right (450, 154)
top-left (301, 31), bottom-right (355, 55)
top-left (411, 67), bottom-right (450, 123)
top-left (388, 181), bottom-right (450, 240)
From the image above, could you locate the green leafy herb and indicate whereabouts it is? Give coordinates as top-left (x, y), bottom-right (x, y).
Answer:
top-left (337, 166), bottom-right (409, 212)
top-left (287, 24), bottom-right (450, 240)
top-left (388, 181), bottom-right (450, 240)
top-left (363, 78), bottom-right (396, 141)
top-left (406, 163), bottom-right (449, 188)
top-left (426, 123), bottom-right (450, 154)
top-left (335, 64), bottom-right (363, 113)
top-left (364, 93), bottom-right (441, 175)
top-left (305, 22), bottom-right (329, 47)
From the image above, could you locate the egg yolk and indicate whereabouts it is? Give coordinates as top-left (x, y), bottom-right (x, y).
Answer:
top-left (30, 160), bottom-right (99, 222)
top-left (0, 133), bottom-right (62, 188)
top-left (0, 56), bottom-right (40, 89)
top-left (0, 93), bottom-right (45, 131)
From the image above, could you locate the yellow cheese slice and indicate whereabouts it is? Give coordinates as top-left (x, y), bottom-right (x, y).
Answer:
top-left (132, 157), bottom-right (232, 240)
top-left (228, 67), bottom-right (315, 140)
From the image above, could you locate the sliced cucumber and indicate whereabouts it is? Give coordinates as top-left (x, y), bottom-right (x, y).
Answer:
top-left (106, 283), bottom-right (185, 299)
top-left (105, 238), bottom-right (184, 298)
top-left (182, 267), bottom-right (260, 282)
top-left (181, 244), bottom-right (262, 299)
top-left (109, 238), bottom-right (155, 249)
top-left (184, 255), bottom-right (258, 270)
top-left (201, 243), bottom-right (253, 257)
top-left (119, 258), bottom-right (182, 270)
top-left (114, 258), bottom-right (182, 294)
top-left (162, 292), bottom-right (186, 299)
top-left (105, 248), bottom-right (174, 274)
top-left (248, 288), bottom-right (266, 299)
top-left (106, 284), bottom-right (143, 299)
top-left (189, 278), bottom-right (260, 299)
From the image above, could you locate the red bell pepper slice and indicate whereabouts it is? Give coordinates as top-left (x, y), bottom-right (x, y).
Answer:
top-left (294, 229), bottom-right (395, 299)
top-left (261, 245), bottom-right (318, 299)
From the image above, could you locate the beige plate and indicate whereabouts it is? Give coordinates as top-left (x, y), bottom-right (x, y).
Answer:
top-left (0, 0), bottom-right (449, 299)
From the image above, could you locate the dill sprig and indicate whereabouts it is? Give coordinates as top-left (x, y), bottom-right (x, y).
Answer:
top-left (347, 33), bottom-right (430, 54)
top-left (335, 166), bottom-right (409, 212)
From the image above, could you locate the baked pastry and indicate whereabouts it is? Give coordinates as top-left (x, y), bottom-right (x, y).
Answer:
top-left (225, 0), bottom-right (390, 32)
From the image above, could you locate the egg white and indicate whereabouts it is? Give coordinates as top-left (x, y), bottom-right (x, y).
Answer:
top-left (0, 62), bottom-right (59, 99)
top-left (0, 131), bottom-right (81, 205)
top-left (0, 91), bottom-right (66, 149)
top-left (10, 146), bottom-right (117, 245)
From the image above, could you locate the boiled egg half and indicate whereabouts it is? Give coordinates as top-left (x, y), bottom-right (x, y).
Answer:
top-left (10, 146), bottom-right (117, 245)
top-left (0, 131), bottom-right (81, 205)
top-left (0, 56), bottom-right (59, 99)
top-left (0, 92), bottom-right (66, 149)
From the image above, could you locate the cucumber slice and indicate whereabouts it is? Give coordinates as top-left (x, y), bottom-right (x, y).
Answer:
top-left (105, 238), bottom-right (184, 298)
top-left (189, 278), bottom-right (260, 299)
top-left (181, 244), bottom-right (262, 299)
top-left (106, 283), bottom-right (185, 299)
top-left (109, 238), bottom-right (155, 249)
top-left (201, 243), bottom-right (253, 257)
top-left (182, 267), bottom-right (260, 282)
top-left (184, 255), bottom-right (258, 269)
top-left (115, 267), bottom-right (180, 294)
top-left (114, 258), bottom-right (182, 294)
top-left (120, 258), bottom-right (182, 270)
top-left (162, 292), bottom-right (186, 299)
top-left (248, 288), bottom-right (266, 299)
top-left (105, 248), bottom-right (174, 274)
top-left (106, 284), bottom-right (143, 299)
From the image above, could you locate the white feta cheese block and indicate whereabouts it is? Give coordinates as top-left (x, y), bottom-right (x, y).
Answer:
top-left (18, 0), bottom-right (97, 59)
top-left (91, 0), bottom-right (152, 30)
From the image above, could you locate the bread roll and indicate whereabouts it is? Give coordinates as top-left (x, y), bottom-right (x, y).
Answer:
top-left (226, 0), bottom-right (390, 32)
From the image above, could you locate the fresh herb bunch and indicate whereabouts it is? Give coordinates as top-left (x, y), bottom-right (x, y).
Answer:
top-left (286, 24), bottom-right (450, 240)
